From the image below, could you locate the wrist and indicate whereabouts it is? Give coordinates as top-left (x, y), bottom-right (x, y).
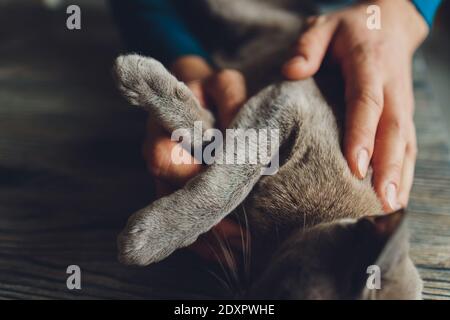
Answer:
top-left (170, 55), bottom-right (214, 82)
top-left (403, 0), bottom-right (430, 45)
top-left (375, 0), bottom-right (429, 51)
top-left (410, 0), bottom-right (441, 28)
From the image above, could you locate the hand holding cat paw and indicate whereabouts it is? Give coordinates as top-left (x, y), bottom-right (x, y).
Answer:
top-left (140, 56), bottom-right (247, 262)
top-left (143, 56), bottom-right (247, 190)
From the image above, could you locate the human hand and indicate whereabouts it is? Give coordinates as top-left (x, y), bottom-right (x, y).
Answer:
top-left (282, 0), bottom-right (429, 212)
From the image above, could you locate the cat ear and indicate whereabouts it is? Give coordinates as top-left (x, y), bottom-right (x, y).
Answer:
top-left (367, 208), bottom-right (407, 239)
top-left (356, 209), bottom-right (409, 272)
top-left (374, 209), bottom-right (410, 272)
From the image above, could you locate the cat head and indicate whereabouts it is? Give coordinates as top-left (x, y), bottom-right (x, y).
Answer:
top-left (249, 209), bottom-right (422, 299)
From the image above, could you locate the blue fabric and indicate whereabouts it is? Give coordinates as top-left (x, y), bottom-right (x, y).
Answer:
top-left (110, 0), bottom-right (209, 66)
top-left (110, 0), bottom-right (442, 66)
top-left (411, 0), bottom-right (442, 27)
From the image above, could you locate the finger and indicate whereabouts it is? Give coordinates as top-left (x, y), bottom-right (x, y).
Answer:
top-left (372, 84), bottom-right (408, 212)
top-left (372, 121), bottom-right (406, 212)
top-left (144, 118), bottom-right (202, 186)
top-left (398, 138), bottom-right (416, 207)
top-left (282, 15), bottom-right (337, 80)
top-left (206, 69), bottom-right (247, 129)
top-left (342, 47), bottom-right (384, 180)
top-left (397, 69), bottom-right (416, 207)
top-left (186, 80), bottom-right (208, 108)
top-left (145, 147), bottom-right (184, 199)
top-left (144, 135), bottom-right (202, 185)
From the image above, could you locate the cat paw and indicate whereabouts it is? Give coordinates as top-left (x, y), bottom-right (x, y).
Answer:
top-left (113, 54), bottom-right (214, 131)
top-left (114, 54), bottom-right (191, 107)
top-left (117, 207), bottom-right (198, 266)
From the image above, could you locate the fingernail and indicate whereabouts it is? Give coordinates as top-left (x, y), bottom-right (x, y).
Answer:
top-left (385, 183), bottom-right (398, 211)
top-left (289, 56), bottom-right (306, 67)
top-left (357, 148), bottom-right (369, 178)
top-left (283, 56), bottom-right (305, 71)
top-left (283, 57), bottom-right (306, 78)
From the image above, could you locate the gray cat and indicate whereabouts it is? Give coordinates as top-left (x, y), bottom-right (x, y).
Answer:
top-left (113, 0), bottom-right (422, 299)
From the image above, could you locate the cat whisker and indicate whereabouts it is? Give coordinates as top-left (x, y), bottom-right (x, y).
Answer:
top-left (212, 228), bottom-right (241, 294)
top-left (205, 268), bottom-right (233, 296)
top-left (239, 204), bottom-right (252, 285)
top-left (303, 211), bottom-right (306, 229)
top-left (204, 240), bottom-right (235, 291)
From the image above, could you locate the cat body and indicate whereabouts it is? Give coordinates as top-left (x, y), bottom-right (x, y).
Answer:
top-left (113, 0), bottom-right (422, 299)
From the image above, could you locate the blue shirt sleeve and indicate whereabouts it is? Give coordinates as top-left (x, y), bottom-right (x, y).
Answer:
top-left (110, 0), bottom-right (209, 66)
top-left (411, 0), bottom-right (442, 27)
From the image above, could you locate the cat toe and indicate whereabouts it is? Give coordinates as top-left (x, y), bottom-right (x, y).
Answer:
top-left (117, 227), bottom-right (162, 266)
top-left (116, 209), bottom-right (180, 266)
top-left (114, 54), bottom-right (177, 104)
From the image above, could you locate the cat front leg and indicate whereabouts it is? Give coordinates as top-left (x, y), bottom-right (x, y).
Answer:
top-left (117, 162), bottom-right (262, 266)
top-left (114, 55), bottom-right (303, 265)
top-left (117, 86), bottom-right (303, 266)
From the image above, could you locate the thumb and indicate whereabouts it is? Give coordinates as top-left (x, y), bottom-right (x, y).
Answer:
top-left (282, 15), bottom-right (337, 80)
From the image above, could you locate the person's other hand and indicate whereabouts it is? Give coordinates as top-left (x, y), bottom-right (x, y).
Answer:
top-left (143, 55), bottom-right (247, 262)
top-left (282, 0), bottom-right (429, 212)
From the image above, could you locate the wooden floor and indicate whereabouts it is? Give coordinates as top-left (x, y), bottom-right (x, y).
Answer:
top-left (408, 57), bottom-right (450, 300)
top-left (0, 2), bottom-right (449, 300)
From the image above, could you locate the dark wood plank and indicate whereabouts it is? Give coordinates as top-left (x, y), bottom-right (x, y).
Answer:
top-left (0, 1), bottom-right (448, 300)
top-left (0, 1), bottom-right (227, 300)
top-left (408, 57), bottom-right (450, 300)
